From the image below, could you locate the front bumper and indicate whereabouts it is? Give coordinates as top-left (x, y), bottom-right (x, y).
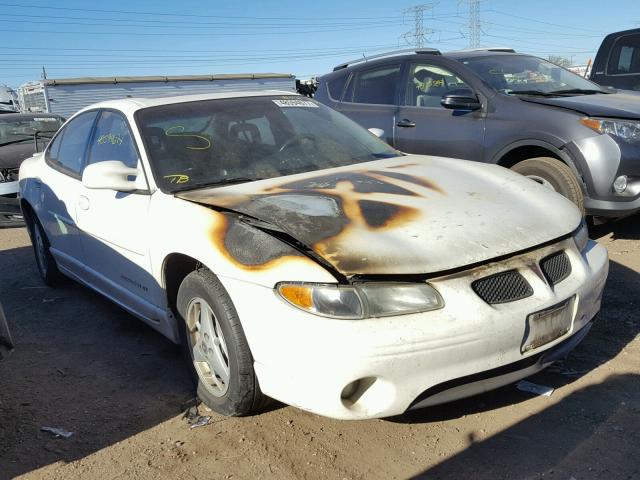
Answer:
top-left (0, 195), bottom-right (24, 227)
top-left (222, 237), bottom-right (608, 420)
top-left (568, 136), bottom-right (640, 217)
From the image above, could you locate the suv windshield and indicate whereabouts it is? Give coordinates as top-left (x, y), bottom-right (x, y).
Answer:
top-left (136, 96), bottom-right (401, 192)
top-left (0, 115), bottom-right (64, 146)
top-left (461, 54), bottom-right (606, 95)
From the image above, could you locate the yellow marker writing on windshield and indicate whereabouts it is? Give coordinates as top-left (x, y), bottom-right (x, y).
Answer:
top-left (164, 174), bottom-right (190, 184)
top-left (164, 126), bottom-right (212, 151)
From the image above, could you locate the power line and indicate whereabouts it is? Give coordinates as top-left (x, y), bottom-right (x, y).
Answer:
top-left (458, 0), bottom-right (484, 48)
top-left (0, 2), bottom-right (404, 21)
top-left (402, 3), bottom-right (438, 48)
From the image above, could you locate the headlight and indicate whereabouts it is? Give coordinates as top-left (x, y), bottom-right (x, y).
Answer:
top-left (580, 117), bottom-right (640, 143)
top-left (276, 282), bottom-right (444, 319)
top-left (573, 219), bottom-right (589, 251)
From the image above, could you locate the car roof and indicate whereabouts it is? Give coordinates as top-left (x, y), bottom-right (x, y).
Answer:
top-left (77, 89), bottom-right (300, 114)
top-left (327, 48), bottom-right (527, 74)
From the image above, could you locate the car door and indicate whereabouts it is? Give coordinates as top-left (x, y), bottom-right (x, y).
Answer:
top-left (75, 110), bottom-right (162, 313)
top-left (394, 61), bottom-right (486, 161)
top-left (334, 62), bottom-right (402, 146)
top-left (40, 110), bottom-right (99, 273)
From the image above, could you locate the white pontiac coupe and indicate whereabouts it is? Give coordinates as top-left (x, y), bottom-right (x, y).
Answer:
top-left (19, 91), bottom-right (608, 420)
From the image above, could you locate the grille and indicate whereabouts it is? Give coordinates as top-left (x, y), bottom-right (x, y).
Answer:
top-left (540, 251), bottom-right (571, 286)
top-left (472, 270), bottom-right (533, 304)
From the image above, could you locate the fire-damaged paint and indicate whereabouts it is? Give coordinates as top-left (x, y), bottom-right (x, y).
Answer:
top-left (19, 92), bottom-right (608, 420)
top-left (177, 155), bottom-right (582, 277)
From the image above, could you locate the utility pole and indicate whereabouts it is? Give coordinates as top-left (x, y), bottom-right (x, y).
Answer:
top-left (460, 0), bottom-right (483, 48)
top-left (41, 66), bottom-right (47, 80)
top-left (402, 3), bottom-right (438, 49)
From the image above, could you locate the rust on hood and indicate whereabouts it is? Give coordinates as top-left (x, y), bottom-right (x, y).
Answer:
top-left (177, 156), bottom-right (581, 276)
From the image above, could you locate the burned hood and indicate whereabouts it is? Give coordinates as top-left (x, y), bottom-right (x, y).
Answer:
top-left (177, 156), bottom-right (581, 276)
top-left (519, 91), bottom-right (640, 119)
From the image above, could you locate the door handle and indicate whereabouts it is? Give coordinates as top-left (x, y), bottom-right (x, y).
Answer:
top-left (78, 195), bottom-right (90, 210)
top-left (396, 119), bottom-right (416, 128)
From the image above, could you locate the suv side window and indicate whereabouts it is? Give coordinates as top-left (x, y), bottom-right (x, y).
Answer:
top-left (404, 64), bottom-right (473, 108)
top-left (46, 110), bottom-right (99, 178)
top-left (87, 110), bottom-right (139, 169)
top-left (607, 34), bottom-right (640, 75)
top-left (349, 64), bottom-right (401, 105)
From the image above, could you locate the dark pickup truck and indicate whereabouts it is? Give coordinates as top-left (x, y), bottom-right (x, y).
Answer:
top-left (591, 28), bottom-right (640, 92)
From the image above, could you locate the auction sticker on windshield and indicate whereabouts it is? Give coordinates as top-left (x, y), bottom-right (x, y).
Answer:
top-left (273, 99), bottom-right (318, 107)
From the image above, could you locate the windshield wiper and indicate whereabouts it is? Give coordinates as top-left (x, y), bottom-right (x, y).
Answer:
top-left (508, 90), bottom-right (555, 97)
top-left (172, 177), bottom-right (265, 192)
top-left (0, 131), bottom-right (55, 148)
top-left (0, 137), bottom-right (34, 147)
top-left (547, 88), bottom-right (608, 95)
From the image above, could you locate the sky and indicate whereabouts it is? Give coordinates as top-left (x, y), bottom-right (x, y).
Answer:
top-left (1, 0), bottom-right (639, 88)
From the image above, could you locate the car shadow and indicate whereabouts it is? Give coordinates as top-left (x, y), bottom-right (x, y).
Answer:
top-left (591, 214), bottom-right (640, 241)
top-left (410, 373), bottom-right (640, 480)
top-left (0, 243), bottom-right (194, 479)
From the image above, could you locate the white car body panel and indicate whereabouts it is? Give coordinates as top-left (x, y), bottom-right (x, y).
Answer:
top-left (18, 91), bottom-right (609, 419)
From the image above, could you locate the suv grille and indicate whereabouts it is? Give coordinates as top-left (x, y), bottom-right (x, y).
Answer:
top-left (472, 270), bottom-right (533, 305)
top-left (540, 251), bottom-right (571, 286)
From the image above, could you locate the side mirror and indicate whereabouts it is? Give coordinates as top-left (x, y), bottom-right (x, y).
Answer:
top-left (368, 128), bottom-right (385, 138)
top-left (441, 91), bottom-right (482, 111)
top-left (82, 160), bottom-right (142, 192)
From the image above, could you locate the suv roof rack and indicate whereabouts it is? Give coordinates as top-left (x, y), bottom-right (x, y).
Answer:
top-left (333, 48), bottom-right (441, 71)
top-left (447, 47), bottom-right (516, 54)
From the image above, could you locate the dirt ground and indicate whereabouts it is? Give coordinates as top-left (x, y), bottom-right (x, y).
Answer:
top-left (0, 220), bottom-right (638, 480)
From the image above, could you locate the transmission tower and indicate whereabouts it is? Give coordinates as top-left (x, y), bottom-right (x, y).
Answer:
top-left (402, 3), bottom-right (438, 49)
top-left (460, 0), bottom-right (483, 48)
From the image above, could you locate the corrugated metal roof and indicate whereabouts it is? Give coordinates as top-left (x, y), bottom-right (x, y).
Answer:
top-left (43, 73), bottom-right (293, 86)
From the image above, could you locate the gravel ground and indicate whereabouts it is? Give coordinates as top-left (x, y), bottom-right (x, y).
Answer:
top-left (0, 220), bottom-right (638, 480)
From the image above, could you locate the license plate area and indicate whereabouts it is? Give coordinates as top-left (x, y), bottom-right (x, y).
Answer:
top-left (521, 296), bottom-right (575, 353)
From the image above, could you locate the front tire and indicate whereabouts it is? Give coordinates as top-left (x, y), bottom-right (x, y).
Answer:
top-left (511, 157), bottom-right (584, 213)
top-left (27, 214), bottom-right (64, 287)
top-left (176, 268), bottom-right (266, 416)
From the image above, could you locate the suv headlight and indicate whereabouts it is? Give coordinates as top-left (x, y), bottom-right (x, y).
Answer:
top-left (581, 117), bottom-right (640, 143)
top-left (573, 219), bottom-right (589, 251)
top-left (276, 282), bottom-right (444, 319)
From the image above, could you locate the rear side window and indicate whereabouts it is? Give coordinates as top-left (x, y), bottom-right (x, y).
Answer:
top-left (47, 110), bottom-right (99, 177)
top-left (607, 34), bottom-right (640, 75)
top-left (350, 64), bottom-right (401, 105)
top-left (326, 72), bottom-right (349, 101)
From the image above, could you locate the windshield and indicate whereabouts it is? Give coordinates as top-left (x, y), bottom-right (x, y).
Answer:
top-left (461, 55), bottom-right (606, 95)
top-left (0, 116), bottom-right (64, 145)
top-left (135, 95), bottom-right (401, 192)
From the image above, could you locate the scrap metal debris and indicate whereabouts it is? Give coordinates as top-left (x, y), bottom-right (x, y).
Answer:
top-left (516, 380), bottom-right (554, 397)
top-left (41, 426), bottom-right (74, 438)
top-left (182, 399), bottom-right (211, 429)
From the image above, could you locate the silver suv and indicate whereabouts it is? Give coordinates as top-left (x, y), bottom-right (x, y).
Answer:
top-left (315, 48), bottom-right (640, 217)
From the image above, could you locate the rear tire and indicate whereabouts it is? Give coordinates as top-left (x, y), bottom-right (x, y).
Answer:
top-left (26, 213), bottom-right (65, 287)
top-left (176, 268), bottom-right (267, 416)
top-left (511, 157), bottom-right (584, 213)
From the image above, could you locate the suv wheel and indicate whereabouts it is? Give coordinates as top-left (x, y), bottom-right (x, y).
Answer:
top-left (176, 268), bottom-right (267, 416)
top-left (511, 157), bottom-right (584, 213)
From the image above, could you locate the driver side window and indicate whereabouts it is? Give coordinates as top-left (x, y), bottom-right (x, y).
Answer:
top-left (404, 64), bottom-right (472, 108)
